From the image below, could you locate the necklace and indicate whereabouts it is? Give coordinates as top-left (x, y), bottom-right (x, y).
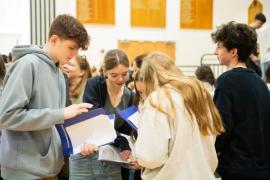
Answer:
top-left (107, 83), bottom-right (124, 107)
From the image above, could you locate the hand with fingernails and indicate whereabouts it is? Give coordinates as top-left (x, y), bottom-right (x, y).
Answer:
top-left (64, 103), bottom-right (93, 120)
top-left (80, 143), bottom-right (99, 156)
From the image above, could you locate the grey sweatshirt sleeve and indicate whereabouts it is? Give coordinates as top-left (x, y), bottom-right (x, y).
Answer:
top-left (0, 59), bottom-right (64, 131)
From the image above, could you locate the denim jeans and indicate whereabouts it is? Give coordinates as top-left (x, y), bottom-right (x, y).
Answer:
top-left (69, 152), bottom-right (122, 180)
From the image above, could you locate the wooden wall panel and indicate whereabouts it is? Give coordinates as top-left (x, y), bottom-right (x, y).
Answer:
top-left (180, 0), bottom-right (212, 29)
top-left (248, 0), bottom-right (263, 24)
top-left (77, 0), bottom-right (115, 24)
top-left (131, 0), bottom-right (166, 28)
top-left (118, 40), bottom-right (175, 63)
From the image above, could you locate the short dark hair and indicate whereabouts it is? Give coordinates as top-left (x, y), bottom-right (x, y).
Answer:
top-left (255, 13), bottom-right (266, 23)
top-left (211, 22), bottom-right (257, 63)
top-left (195, 65), bottom-right (215, 85)
top-left (1, 54), bottom-right (8, 63)
top-left (49, 14), bottom-right (90, 50)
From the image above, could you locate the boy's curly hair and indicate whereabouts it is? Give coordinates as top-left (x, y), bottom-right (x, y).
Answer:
top-left (211, 22), bottom-right (257, 63)
top-left (49, 14), bottom-right (90, 50)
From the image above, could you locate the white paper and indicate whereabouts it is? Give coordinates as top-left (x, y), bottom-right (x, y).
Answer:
top-left (108, 114), bottom-right (115, 126)
top-left (98, 145), bottom-right (129, 164)
top-left (66, 114), bottom-right (117, 154)
top-left (128, 111), bottom-right (140, 128)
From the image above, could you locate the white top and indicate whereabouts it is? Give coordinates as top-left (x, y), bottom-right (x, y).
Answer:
top-left (135, 88), bottom-right (218, 180)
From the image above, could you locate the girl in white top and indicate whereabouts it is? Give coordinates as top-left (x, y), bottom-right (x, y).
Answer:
top-left (134, 52), bottom-right (224, 180)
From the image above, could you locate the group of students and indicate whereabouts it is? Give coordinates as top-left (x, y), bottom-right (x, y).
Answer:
top-left (0, 14), bottom-right (270, 180)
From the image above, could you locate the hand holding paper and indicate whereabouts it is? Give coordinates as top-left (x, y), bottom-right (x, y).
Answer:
top-left (129, 160), bottom-right (142, 170)
top-left (64, 103), bottom-right (93, 119)
top-left (119, 150), bottom-right (132, 160)
top-left (80, 143), bottom-right (99, 156)
top-left (56, 108), bottom-right (117, 155)
top-left (98, 145), bottom-right (131, 166)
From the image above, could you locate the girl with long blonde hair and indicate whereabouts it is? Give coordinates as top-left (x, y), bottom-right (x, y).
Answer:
top-left (135, 52), bottom-right (224, 180)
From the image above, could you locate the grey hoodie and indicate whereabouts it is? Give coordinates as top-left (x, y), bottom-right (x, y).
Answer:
top-left (0, 45), bottom-right (65, 179)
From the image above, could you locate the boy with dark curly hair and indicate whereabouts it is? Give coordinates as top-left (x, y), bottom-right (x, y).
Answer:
top-left (0, 14), bottom-right (92, 179)
top-left (212, 22), bottom-right (270, 180)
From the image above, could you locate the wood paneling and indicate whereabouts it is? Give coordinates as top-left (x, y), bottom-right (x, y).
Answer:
top-left (248, 0), bottom-right (263, 24)
top-left (180, 0), bottom-right (213, 29)
top-left (118, 40), bottom-right (175, 63)
top-left (131, 0), bottom-right (166, 28)
top-left (77, 0), bottom-right (115, 24)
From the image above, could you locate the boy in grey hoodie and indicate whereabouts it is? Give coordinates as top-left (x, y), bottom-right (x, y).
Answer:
top-left (0, 14), bottom-right (92, 179)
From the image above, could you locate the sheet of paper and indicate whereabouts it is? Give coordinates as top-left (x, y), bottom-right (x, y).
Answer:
top-left (66, 114), bottom-right (117, 154)
top-left (98, 145), bottom-right (129, 164)
top-left (108, 114), bottom-right (115, 126)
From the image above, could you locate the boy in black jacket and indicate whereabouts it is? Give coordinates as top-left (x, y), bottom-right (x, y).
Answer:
top-left (211, 22), bottom-right (270, 180)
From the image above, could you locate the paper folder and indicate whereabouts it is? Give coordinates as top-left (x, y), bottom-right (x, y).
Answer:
top-left (56, 108), bottom-right (117, 155)
top-left (118, 106), bottom-right (139, 130)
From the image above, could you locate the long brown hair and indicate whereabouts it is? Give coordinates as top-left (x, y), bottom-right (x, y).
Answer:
top-left (102, 49), bottom-right (129, 73)
top-left (71, 55), bottom-right (92, 98)
top-left (134, 71), bottom-right (142, 106)
top-left (139, 52), bottom-right (224, 136)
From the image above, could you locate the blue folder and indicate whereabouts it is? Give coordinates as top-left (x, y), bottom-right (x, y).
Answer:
top-left (118, 105), bottom-right (139, 130)
top-left (56, 108), bottom-right (106, 156)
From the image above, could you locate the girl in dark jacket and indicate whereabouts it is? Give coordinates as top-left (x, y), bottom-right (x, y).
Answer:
top-left (69, 49), bottom-right (140, 180)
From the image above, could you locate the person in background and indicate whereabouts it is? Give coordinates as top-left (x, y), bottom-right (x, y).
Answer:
top-left (265, 64), bottom-right (270, 91)
top-left (8, 52), bottom-right (12, 63)
top-left (0, 14), bottom-right (92, 179)
top-left (133, 71), bottom-right (146, 108)
top-left (90, 64), bottom-right (99, 77)
top-left (120, 71), bottom-right (146, 179)
top-left (1, 53), bottom-right (12, 70)
top-left (127, 53), bottom-right (148, 90)
top-left (134, 52), bottom-right (224, 180)
top-left (195, 65), bottom-right (216, 96)
top-left (0, 55), bottom-right (5, 97)
top-left (1, 55), bottom-right (8, 64)
top-left (125, 71), bottom-right (146, 179)
top-left (4, 53), bottom-right (13, 70)
top-left (70, 49), bottom-right (136, 180)
top-left (62, 55), bottom-right (92, 104)
top-left (249, 13), bottom-right (266, 30)
top-left (247, 13), bottom-right (267, 76)
top-left (98, 62), bottom-right (104, 77)
top-left (260, 47), bottom-right (270, 79)
top-left (132, 53), bottom-right (147, 78)
top-left (212, 21), bottom-right (270, 180)
top-left (59, 55), bottom-right (92, 179)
